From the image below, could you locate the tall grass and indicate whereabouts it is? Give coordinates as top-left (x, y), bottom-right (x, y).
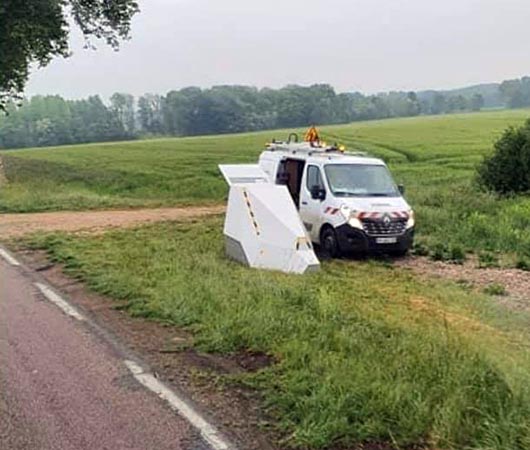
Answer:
top-left (23, 219), bottom-right (530, 449)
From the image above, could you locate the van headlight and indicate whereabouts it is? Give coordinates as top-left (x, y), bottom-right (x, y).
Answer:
top-left (340, 204), bottom-right (363, 230)
top-left (406, 210), bottom-right (415, 229)
top-left (349, 217), bottom-right (363, 230)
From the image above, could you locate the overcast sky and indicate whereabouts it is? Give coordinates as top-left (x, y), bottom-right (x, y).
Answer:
top-left (26, 0), bottom-right (530, 98)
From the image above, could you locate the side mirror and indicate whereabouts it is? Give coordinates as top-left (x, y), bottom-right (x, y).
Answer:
top-left (310, 186), bottom-right (326, 201)
top-left (398, 184), bottom-right (405, 195)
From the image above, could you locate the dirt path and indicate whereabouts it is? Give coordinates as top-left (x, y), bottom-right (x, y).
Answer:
top-left (0, 205), bottom-right (225, 238)
top-left (396, 256), bottom-right (530, 312)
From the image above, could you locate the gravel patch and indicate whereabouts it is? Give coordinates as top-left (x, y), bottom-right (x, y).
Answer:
top-left (396, 256), bottom-right (530, 312)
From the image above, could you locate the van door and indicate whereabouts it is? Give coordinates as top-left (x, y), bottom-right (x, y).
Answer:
top-left (300, 165), bottom-right (326, 241)
top-left (281, 159), bottom-right (305, 208)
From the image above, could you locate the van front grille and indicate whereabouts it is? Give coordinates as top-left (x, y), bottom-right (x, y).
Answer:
top-left (361, 218), bottom-right (407, 236)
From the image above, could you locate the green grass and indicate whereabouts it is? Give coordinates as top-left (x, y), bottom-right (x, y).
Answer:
top-left (22, 219), bottom-right (530, 449)
top-left (0, 131), bottom-right (275, 211)
top-left (2, 110), bottom-right (530, 262)
top-left (483, 283), bottom-right (508, 296)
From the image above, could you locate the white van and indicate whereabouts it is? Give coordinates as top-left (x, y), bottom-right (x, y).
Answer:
top-left (258, 137), bottom-right (415, 256)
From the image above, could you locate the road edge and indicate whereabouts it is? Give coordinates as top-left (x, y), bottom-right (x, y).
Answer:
top-left (0, 245), bottom-right (238, 450)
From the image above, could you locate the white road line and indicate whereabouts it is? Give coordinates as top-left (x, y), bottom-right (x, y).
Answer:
top-left (34, 282), bottom-right (85, 321)
top-left (0, 248), bottom-right (21, 266)
top-left (124, 360), bottom-right (234, 450)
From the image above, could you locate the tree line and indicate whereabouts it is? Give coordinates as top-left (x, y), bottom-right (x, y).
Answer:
top-left (499, 77), bottom-right (530, 109)
top-left (0, 79), bottom-right (523, 149)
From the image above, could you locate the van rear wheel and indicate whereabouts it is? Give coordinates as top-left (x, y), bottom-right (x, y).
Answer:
top-left (321, 227), bottom-right (342, 258)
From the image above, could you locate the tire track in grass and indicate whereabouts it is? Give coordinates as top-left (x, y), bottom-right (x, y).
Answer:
top-left (321, 131), bottom-right (409, 162)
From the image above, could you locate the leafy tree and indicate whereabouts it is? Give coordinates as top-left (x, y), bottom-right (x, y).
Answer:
top-left (499, 77), bottom-right (530, 109)
top-left (110, 93), bottom-right (136, 136)
top-left (447, 95), bottom-right (468, 112)
top-left (478, 120), bottom-right (530, 194)
top-left (405, 91), bottom-right (421, 116)
top-left (0, 0), bottom-right (139, 110)
top-left (470, 94), bottom-right (485, 111)
top-left (369, 96), bottom-right (391, 119)
top-left (432, 93), bottom-right (447, 115)
top-left (0, 94), bottom-right (129, 148)
top-left (138, 94), bottom-right (164, 134)
top-left (275, 85), bottom-right (312, 127)
top-left (73, 95), bottom-right (126, 142)
top-left (162, 87), bottom-right (203, 135)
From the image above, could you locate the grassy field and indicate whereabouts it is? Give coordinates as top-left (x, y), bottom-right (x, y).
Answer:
top-left (23, 219), bottom-right (530, 449)
top-left (2, 109), bottom-right (530, 264)
top-left (8, 111), bottom-right (530, 448)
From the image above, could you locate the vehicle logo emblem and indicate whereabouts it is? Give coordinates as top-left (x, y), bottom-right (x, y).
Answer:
top-left (383, 214), bottom-right (391, 225)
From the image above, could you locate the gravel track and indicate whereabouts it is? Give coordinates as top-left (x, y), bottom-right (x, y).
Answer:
top-left (0, 205), bottom-right (225, 238)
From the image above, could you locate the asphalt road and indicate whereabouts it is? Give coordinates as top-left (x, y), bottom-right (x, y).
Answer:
top-left (0, 258), bottom-right (206, 450)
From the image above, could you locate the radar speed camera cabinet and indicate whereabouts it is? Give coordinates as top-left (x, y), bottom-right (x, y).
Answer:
top-left (219, 164), bottom-right (320, 275)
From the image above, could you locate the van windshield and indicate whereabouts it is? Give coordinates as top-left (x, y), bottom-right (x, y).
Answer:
top-left (324, 164), bottom-right (400, 197)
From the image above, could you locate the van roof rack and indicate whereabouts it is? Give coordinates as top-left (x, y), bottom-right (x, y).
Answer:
top-left (266, 140), bottom-right (369, 158)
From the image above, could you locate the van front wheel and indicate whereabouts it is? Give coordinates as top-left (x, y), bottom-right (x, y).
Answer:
top-left (321, 227), bottom-right (342, 258)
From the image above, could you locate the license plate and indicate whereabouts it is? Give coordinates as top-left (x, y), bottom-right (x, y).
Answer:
top-left (376, 237), bottom-right (397, 244)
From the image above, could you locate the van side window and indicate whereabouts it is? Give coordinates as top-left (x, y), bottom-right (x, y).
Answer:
top-left (306, 165), bottom-right (323, 190)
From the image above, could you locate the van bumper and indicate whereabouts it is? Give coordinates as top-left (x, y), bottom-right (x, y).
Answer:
top-left (335, 224), bottom-right (415, 254)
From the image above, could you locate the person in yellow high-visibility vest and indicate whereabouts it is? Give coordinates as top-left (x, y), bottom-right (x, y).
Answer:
top-left (304, 125), bottom-right (320, 143)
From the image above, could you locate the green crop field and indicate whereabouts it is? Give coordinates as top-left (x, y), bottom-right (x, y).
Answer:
top-left (2, 109), bottom-right (530, 264)
top-left (23, 220), bottom-right (530, 449)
